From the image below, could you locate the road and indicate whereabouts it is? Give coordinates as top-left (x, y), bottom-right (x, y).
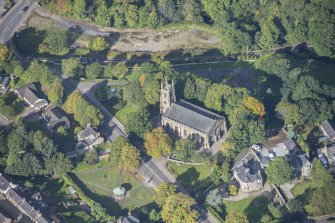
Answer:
top-left (0, 0), bottom-right (36, 44)
top-left (61, 75), bottom-right (127, 141)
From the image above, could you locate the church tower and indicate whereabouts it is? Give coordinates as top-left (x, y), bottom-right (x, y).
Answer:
top-left (160, 79), bottom-right (176, 114)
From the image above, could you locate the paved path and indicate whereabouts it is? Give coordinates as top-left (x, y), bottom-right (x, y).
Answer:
top-left (280, 183), bottom-right (295, 200)
top-left (224, 182), bottom-right (272, 201)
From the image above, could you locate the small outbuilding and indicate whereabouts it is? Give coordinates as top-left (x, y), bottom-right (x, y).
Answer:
top-left (113, 186), bottom-right (126, 200)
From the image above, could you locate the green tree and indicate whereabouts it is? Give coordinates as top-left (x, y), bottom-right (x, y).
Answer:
top-left (206, 188), bottom-right (223, 207)
top-left (110, 137), bottom-right (128, 165)
top-left (143, 80), bottom-right (160, 104)
top-left (309, 159), bottom-right (333, 188)
top-left (73, 0), bottom-right (86, 19)
top-left (265, 157), bottom-right (293, 185)
top-left (161, 193), bottom-right (199, 223)
top-left (267, 203), bottom-right (283, 219)
top-left (229, 184), bottom-right (238, 196)
top-left (22, 61), bottom-right (53, 86)
top-left (144, 128), bottom-right (173, 158)
top-left (259, 18), bottom-right (281, 48)
top-left (174, 139), bottom-right (197, 162)
top-left (92, 36), bottom-right (108, 51)
top-left (39, 29), bottom-right (69, 55)
top-left (61, 58), bottom-right (83, 77)
top-left (84, 150), bottom-right (98, 164)
top-left (0, 129), bottom-right (8, 155)
top-left (125, 109), bottom-right (152, 138)
top-left (112, 62), bottom-right (128, 80)
top-left (86, 62), bottom-right (102, 80)
top-left (45, 152), bottom-right (73, 176)
top-left (95, 3), bottom-right (111, 27)
top-left (47, 78), bottom-right (64, 106)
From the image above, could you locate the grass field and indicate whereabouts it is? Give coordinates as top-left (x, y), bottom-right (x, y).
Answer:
top-left (115, 104), bottom-right (141, 126)
top-left (210, 195), bottom-right (271, 223)
top-left (291, 180), bottom-right (311, 197)
top-left (167, 162), bottom-right (212, 196)
top-left (75, 164), bottom-right (154, 216)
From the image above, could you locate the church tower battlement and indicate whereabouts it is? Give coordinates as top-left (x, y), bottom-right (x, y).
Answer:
top-left (160, 79), bottom-right (176, 114)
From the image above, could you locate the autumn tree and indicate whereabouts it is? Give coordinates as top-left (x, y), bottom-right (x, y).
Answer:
top-left (0, 44), bottom-right (9, 65)
top-left (154, 183), bottom-right (177, 207)
top-left (92, 36), bottom-right (108, 51)
top-left (143, 79), bottom-right (160, 104)
top-left (161, 193), bottom-right (199, 223)
top-left (225, 211), bottom-right (248, 223)
top-left (144, 127), bottom-right (173, 158)
top-left (242, 96), bottom-right (265, 116)
top-left (54, 0), bottom-right (72, 15)
top-left (121, 144), bottom-right (141, 169)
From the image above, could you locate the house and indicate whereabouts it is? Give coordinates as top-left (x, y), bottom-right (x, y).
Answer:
top-left (0, 74), bottom-right (10, 96)
top-left (75, 125), bottom-right (104, 154)
top-left (320, 120), bottom-right (335, 141)
top-left (233, 153), bottom-right (263, 192)
top-left (14, 83), bottom-right (48, 110)
top-left (0, 173), bottom-right (50, 223)
top-left (288, 154), bottom-right (312, 177)
top-left (160, 80), bottom-right (227, 149)
top-left (42, 108), bottom-right (70, 131)
top-left (117, 212), bottom-right (140, 223)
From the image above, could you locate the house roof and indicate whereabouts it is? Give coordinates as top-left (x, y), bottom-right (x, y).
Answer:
top-left (75, 142), bottom-right (89, 153)
top-left (0, 211), bottom-right (10, 223)
top-left (234, 154), bottom-right (262, 184)
top-left (0, 75), bottom-right (9, 87)
top-left (321, 120), bottom-right (335, 139)
top-left (43, 108), bottom-right (70, 129)
top-left (14, 83), bottom-right (48, 107)
top-left (78, 126), bottom-right (99, 145)
top-left (163, 100), bottom-right (224, 134)
top-left (0, 174), bottom-right (10, 192)
top-left (327, 146), bottom-right (335, 160)
top-left (118, 215), bottom-right (140, 223)
top-left (288, 154), bottom-right (311, 170)
top-left (283, 138), bottom-right (297, 151)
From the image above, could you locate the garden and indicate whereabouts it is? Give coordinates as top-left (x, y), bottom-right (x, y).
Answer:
top-left (74, 164), bottom-right (155, 217)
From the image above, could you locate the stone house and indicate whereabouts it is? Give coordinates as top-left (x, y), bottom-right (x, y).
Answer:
top-left (75, 125), bottom-right (104, 154)
top-left (0, 74), bottom-right (10, 96)
top-left (233, 153), bottom-right (263, 192)
top-left (14, 83), bottom-right (48, 110)
top-left (160, 80), bottom-right (227, 149)
top-left (320, 120), bottom-right (335, 142)
top-left (42, 108), bottom-right (70, 132)
top-left (318, 145), bottom-right (335, 166)
top-left (288, 154), bottom-right (312, 177)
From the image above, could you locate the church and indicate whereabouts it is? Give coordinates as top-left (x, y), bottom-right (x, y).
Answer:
top-left (160, 80), bottom-right (228, 149)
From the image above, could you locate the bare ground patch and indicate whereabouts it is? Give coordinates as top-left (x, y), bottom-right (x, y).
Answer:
top-left (27, 13), bottom-right (221, 52)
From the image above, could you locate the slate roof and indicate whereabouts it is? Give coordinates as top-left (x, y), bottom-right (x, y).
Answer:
top-left (78, 126), bottom-right (99, 145)
top-left (0, 174), bottom-right (10, 192)
top-left (163, 100), bottom-right (224, 134)
top-left (43, 108), bottom-right (70, 129)
top-left (283, 138), bottom-right (298, 151)
top-left (327, 146), bottom-right (335, 161)
top-left (118, 215), bottom-right (140, 223)
top-left (234, 154), bottom-right (262, 184)
top-left (288, 154), bottom-right (311, 170)
top-left (0, 75), bottom-right (9, 87)
top-left (14, 83), bottom-right (48, 107)
top-left (321, 120), bottom-right (335, 140)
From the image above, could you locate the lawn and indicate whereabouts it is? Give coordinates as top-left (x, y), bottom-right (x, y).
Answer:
top-left (75, 164), bottom-right (154, 216)
top-left (115, 103), bottom-right (141, 126)
top-left (211, 195), bottom-right (271, 223)
top-left (291, 180), bottom-right (311, 197)
top-left (173, 61), bottom-right (253, 70)
top-left (167, 162), bottom-right (212, 196)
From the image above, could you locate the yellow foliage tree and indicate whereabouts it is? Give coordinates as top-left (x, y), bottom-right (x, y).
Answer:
top-left (242, 96), bottom-right (265, 116)
top-left (0, 44), bottom-right (9, 65)
top-left (144, 127), bottom-right (172, 158)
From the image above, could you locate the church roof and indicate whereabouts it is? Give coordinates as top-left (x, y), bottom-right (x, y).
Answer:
top-left (163, 100), bottom-right (224, 134)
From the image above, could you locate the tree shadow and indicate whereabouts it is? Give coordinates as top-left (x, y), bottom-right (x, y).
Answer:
top-left (121, 183), bottom-right (132, 191)
top-left (14, 27), bottom-right (46, 56)
top-left (176, 167), bottom-right (200, 196)
top-left (67, 25), bottom-right (84, 46)
top-left (132, 201), bottom-right (160, 222)
top-left (68, 173), bottom-right (125, 216)
top-left (244, 195), bottom-right (271, 223)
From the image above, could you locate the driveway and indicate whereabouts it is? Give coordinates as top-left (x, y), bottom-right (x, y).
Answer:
top-left (224, 181), bottom-right (272, 201)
